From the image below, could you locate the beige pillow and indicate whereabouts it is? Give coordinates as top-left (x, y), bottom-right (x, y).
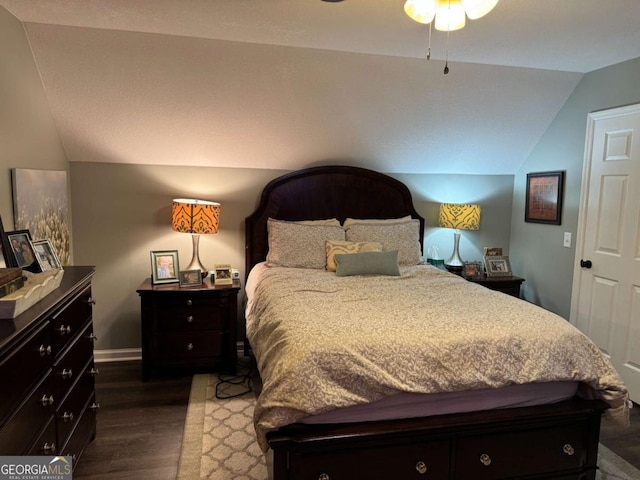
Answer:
top-left (342, 216), bottom-right (412, 228)
top-left (295, 218), bottom-right (341, 226)
top-left (345, 219), bottom-right (422, 266)
top-left (266, 218), bottom-right (345, 269)
top-left (325, 240), bottom-right (384, 272)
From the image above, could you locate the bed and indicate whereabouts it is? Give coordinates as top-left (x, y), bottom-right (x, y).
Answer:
top-left (244, 165), bottom-right (629, 480)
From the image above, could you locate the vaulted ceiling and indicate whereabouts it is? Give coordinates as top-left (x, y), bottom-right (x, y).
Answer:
top-left (2, 0), bottom-right (640, 174)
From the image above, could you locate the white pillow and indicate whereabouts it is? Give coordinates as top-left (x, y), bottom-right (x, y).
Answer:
top-left (266, 218), bottom-right (345, 269)
top-left (345, 219), bottom-right (422, 266)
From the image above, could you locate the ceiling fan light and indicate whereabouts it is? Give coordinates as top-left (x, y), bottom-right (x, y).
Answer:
top-left (404, 0), bottom-right (437, 24)
top-left (461, 0), bottom-right (499, 20)
top-left (435, 0), bottom-right (466, 31)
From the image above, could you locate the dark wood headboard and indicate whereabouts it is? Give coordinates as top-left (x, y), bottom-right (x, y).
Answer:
top-left (245, 165), bottom-right (425, 274)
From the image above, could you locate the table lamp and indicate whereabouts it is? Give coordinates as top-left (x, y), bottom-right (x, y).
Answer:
top-left (172, 198), bottom-right (220, 276)
top-left (438, 203), bottom-right (481, 271)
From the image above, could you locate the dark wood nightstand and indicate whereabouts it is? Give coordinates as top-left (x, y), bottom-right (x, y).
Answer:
top-left (136, 277), bottom-right (240, 380)
top-left (465, 275), bottom-right (525, 298)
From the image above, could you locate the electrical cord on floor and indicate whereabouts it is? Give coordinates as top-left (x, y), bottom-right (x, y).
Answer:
top-left (215, 356), bottom-right (254, 399)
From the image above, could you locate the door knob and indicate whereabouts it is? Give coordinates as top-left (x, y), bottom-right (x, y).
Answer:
top-left (580, 259), bottom-right (592, 269)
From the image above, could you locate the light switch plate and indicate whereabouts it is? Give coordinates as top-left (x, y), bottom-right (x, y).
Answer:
top-left (563, 232), bottom-right (572, 248)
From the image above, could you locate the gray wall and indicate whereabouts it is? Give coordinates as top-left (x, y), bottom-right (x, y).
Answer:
top-left (510, 57), bottom-right (640, 319)
top-left (70, 162), bottom-right (514, 352)
top-left (0, 7), bottom-right (69, 230)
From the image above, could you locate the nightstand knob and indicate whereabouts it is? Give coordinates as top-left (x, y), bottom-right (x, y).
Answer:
top-left (318, 474), bottom-right (330, 480)
top-left (563, 444), bottom-right (575, 456)
top-left (186, 299), bottom-right (193, 306)
top-left (416, 461), bottom-right (427, 474)
top-left (480, 453), bottom-right (492, 466)
top-left (187, 343), bottom-right (194, 350)
top-left (186, 315), bottom-right (194, 323)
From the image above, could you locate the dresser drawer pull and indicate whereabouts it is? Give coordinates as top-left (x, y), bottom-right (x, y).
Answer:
top-left (42, 442), bottom-right (56, 454)
top-left (89, 367), bottom-right (100, 376)
top-left (89, 402), bottom-right (101, 411)
top-left (479, 453), bottom-right (492, 466)
top-left (186, 315), bottom-right (194, 323)
top-left (416, 461), bottom-right (427, 474)
top-left (187, 343), bottom-right (194, 351)
top-left (563, 444), bottom-right (575, 456)
top-left (39, 344), bottom-right (52, 356)
top-left (318, 474), bottom-right (329, 480)
top-left (60, 368), bottom-right (73, 380)
top-left (186, 299), bottom-right (193, 306)
top-left (40, 394), bottom-right (54, 407)
top-left (89, 333), bottom-right (98, 342)
top-left (87, 297), bottom-right (96, 305)
top-left (60, 411), bottom-right (74, 422)
top-left (57, 325), bottom-right (71, 335)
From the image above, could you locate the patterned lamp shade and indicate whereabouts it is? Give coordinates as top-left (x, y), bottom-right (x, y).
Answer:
top-left (438, 203), bottom-right (481, 231)
top-left (172, 199), bottom-right (220, 234)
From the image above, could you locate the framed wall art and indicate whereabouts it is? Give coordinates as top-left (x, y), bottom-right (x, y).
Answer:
top-left (525, 171), bottom-right (565, 225)
top-left (150, 250), bottom-right (180, 285)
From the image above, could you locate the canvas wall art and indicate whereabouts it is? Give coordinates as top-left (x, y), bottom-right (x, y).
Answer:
top-left (11, 169), bottom-right (71, 266)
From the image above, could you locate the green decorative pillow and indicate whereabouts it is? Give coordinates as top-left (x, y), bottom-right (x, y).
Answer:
top-left (335, 250), bottom-right (401, 277)
top-left (325, 240), bottom-right (384, 272)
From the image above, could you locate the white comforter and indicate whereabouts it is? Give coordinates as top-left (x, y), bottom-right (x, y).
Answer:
top-left (245, 263), bottom-right (629, 452)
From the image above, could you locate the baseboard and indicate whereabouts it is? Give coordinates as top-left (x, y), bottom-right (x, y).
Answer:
top-left (94, 348), bottom-right (142, 363)
top-left (94, 342), bottom-right (245, 364)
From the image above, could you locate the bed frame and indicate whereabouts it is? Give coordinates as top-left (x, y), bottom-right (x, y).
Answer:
top-left (245, 165), bottom-right (607, 480)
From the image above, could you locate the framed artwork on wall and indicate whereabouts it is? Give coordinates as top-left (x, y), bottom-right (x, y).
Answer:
top-left (525, 171), bottom-right (565, 225)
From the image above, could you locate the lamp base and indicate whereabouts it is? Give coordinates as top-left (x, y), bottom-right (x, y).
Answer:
top-left (185, 234), bottom-right (208, 278)
top-left (445, 231), bottom-right (465, 270)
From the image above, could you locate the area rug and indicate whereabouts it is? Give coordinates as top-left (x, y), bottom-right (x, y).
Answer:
top-left (178, 374), bottom-right (640, 480)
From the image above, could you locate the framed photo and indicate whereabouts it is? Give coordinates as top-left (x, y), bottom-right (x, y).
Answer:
top-left (6, 230), bottom-right (41, 272)
top-left (525, 171), bottom-right (565, 225)
top-left (179, 269), bottom-right (203, 287)
top-left (463, 261), bottom-right (483, 279)
top-left (483, 247), bottom-right (503, 257)
top-left (214, 264), bottom-right (233, 285)
top-left (32, 239), bottom-right (62, 271)
top-left (484, 255), bottom-right (512, 277)
top-left (150, 250), bottom-right (180, 284)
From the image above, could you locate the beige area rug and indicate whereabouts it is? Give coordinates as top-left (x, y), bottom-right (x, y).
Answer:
top-left (178, 374), bottom-right (639, 480)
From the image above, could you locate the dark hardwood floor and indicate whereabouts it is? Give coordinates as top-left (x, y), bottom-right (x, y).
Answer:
top-left (74, 361), bottom-right (640, 478)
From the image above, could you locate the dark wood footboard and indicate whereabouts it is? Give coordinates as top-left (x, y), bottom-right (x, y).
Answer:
top-left (267, 399), bottom-right (608, 480)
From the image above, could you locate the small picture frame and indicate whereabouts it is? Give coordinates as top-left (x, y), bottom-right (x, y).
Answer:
top-left (484, 255), bottom-right (512, 277)
top-left (483, 247), bottom-right (503, 257)
top-left (525, 171), bottom-right (565, 225)
top-left (32, 239), bottom-right (62, 271)
top-left (179, 269), bottom-right (203, 287)
top-left (6, 230), bottom-right (41, 272)
top-left (463, 261), bottom-right (483, 279)
top-left (150, 250), bottom-right (180, 284)
top-left (214, 264), bottom-right (233, 285)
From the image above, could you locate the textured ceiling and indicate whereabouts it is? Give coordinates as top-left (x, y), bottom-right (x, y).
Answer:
top-left (2, 0), bottom-right (639, 174)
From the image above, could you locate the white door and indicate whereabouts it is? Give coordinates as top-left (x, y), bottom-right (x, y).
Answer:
top-left (570, 103), bottom-right (640, 402)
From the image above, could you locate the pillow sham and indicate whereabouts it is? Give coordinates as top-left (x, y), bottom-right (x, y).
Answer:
top-left (325, 240), bottom-right (384, 272)
top-left (335, 250), bottom-right (400, 277)
top-left (344, 219), bottom-right (422, 266)
top-left (266, 218), bottom-right (345, 269)
top-left (342, 216), bottom-right (412, 228)
top-left (295, 218), bottom-right (341, 226)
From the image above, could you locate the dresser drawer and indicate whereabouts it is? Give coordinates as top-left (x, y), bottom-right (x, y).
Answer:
top-left (154, 331), bottom-right (225, 360)
top-left (56, 366), bottom-right (95, 449)
top-left (60, 400), bottom-right (97, 466)
top-left (51, 285), bottom-right (93, 356)
top-left (290, 440), bottom-right (451, 479)
top-left (154, 296), bottom-right (230, 332)
top-left (53, 322), bottom-right (95, 402)
top-left (454, 422), bottom-right (587, 479)
top-left (0, 371), bottom-right (55, 455)
top-left (28, 418), bottom-right (57, 455)
top-left (0, 322), bottom-right (52, 425)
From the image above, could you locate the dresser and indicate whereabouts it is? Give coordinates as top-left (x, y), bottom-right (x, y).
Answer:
top-left (137, 278), bottom-right (240, 380)
top-left (0, 266), bottom-right (98, 464)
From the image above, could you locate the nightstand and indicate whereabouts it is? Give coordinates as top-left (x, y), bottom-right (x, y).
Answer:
top-left (465, 275), bottom-right (525, 298)
top-left (136, 277), bottom-right (240, 380)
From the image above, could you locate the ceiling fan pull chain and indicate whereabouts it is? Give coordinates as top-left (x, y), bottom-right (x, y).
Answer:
top-left (427, 22), bottom-right (432, 60)
top-left (444, 29), bottom-right (450, 74)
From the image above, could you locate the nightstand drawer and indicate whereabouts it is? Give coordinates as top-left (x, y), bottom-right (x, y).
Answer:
top-left (154, 331), bottom-right (225, 360)
top-left (155, 303), bottom-right (229, 332)
top-left (455, 422), bottom-right (586, 479)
